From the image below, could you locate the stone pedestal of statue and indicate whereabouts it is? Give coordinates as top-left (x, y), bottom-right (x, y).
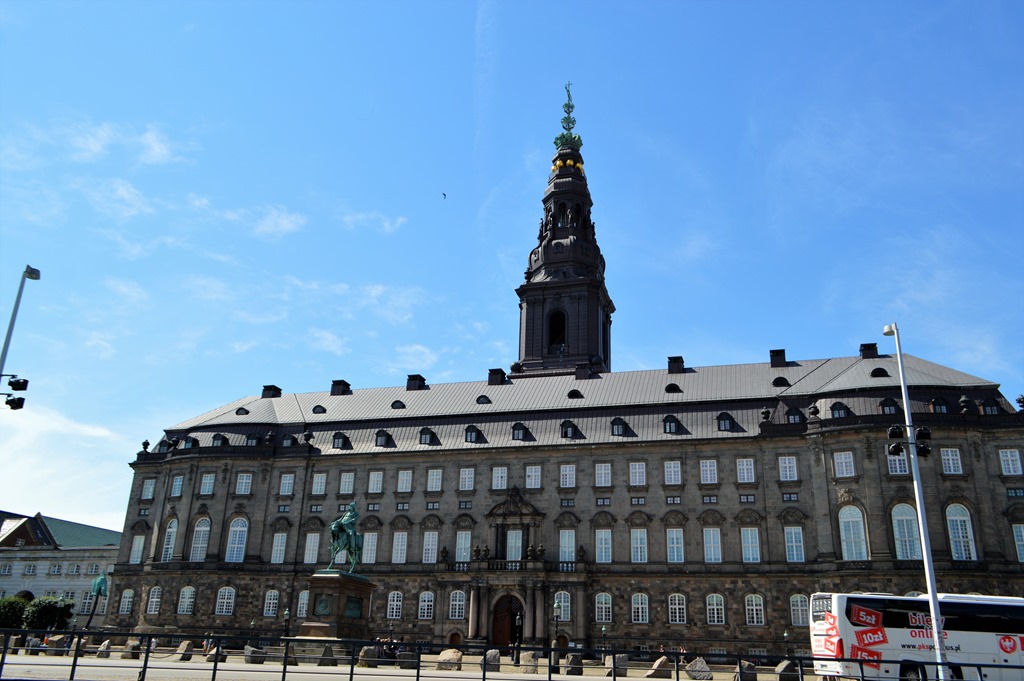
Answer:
top-left (298, 570), bottom-right (376, 641)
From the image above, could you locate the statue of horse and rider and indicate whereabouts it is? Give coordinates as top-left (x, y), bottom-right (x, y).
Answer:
top-left (328, 502), bottom-right (363, 573)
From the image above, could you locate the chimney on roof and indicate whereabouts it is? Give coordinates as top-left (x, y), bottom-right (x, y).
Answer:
top-left (575, 362), bottom-right (592, 380)
top-left (331, 380), bottom-right (352, 396)
top-left (406, 374), bottom-right (427, 391)
top-left (262, 385), bottom-right (282, 399)
top-left (860, 343), bottom-right (879, 359)
top-left (667, 356), bottom-right (685, 374)
top-left (770, 349), bottom-right (787, 368)
top-left (488, 368), bottom-right (507, 386)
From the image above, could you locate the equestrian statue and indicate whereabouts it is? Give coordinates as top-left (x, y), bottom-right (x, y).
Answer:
top-left (328, 502), bottom-right (363, 573)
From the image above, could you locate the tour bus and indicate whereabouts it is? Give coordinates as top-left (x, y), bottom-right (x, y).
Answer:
top-left (810, 592), bottom-right (1024, 681)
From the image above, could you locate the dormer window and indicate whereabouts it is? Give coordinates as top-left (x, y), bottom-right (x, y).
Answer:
top-left (465, 426), bottom-right (481, 443)
top-left (157, 440), bottom-right (171, 453)
top-left (665, 383), bottom-right (682, 394)
top-left (561, 420), bottom-right (577, 439)
top-left (332, 432), bottom-right (349, 449)
top-left (282, 435), bottom-right (297, 447)
top-left (930, 398), bottom-right (949, 414)
top-left (785, 408), bottom-right (803, 424)
top-left (870, 367), bottom-right (890, 378)
top-left (567, 389), bottom-right (584, 400)
top-left (391, 400), bottom-right (406, 410)
top-left (879, 398), bottom-right (899, 416)
top-left (246, 434), bottom-right (260, 446)
top-left (512, 423), bottom-right (528, 441)
top-left (663, 416), bottom-right (680, 434)
top-left (983, 398), bottom-right (1000, 415)
top-left (772, 376), bottom-right (791, 388)
top-left (375, 430), bottom-right (390, 447)
top-left (717, 413), bottom-right (734, 432)
top-left (212, 434), bottom-right (227, 447)
top-left (235, 407), bottom-right (249, 416)
top-left (420, 428), bottom-right (436, 445)
top-left (830, 403), bottom-right (849, 419)
top-left (476, 395), bottom-right (491, 405)
top-left (312, 405), bottom-right (326, 414)
top-left (611, 418), bottom-right (627, 437)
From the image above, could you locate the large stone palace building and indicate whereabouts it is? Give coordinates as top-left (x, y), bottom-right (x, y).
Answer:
top-left (109, 92), bottom-right (1024, 656)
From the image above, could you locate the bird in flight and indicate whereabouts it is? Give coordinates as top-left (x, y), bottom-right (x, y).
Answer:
top-left (442, 193), bottom-right (446, 199)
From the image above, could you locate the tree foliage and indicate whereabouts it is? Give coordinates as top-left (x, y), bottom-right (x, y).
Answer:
top-left (21, 596), bottom-right (73, 630)
top-left (0, 596), bottom-right (28, 628)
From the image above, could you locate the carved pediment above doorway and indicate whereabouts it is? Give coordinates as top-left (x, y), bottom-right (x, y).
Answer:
top-left (486, 486), bottom-right (545, 524)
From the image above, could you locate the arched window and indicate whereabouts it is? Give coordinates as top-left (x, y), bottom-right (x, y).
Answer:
top-left (119, 589), bottom-right (135, 614)
top-left (386, 591), bottom-right (403, 619)
top-left (464, 426), bottom-right (480, 443)
top-left (717, 412), bottom-right (734, 431)
top-left (512, 423), bottom-right (527, 440)
top-left (663, 415), bottom-right (681, 434)
top-left (215, 587), bottom-right (235, 616)
top-left (418, 592), bottom-right (434, 620)
top-left (419, 428), bottom-right (435, 445)
top-left (449, 590), bottom-right (466, 620)
top-left (706, 594), bottom-right (725, 625)
top-left (189, 518), bottom-right (211, 562)
top-left (146, 586), bottom-right (162, 615)
top-left (296, 590), bottom-right (309, 618)
top-left (891, 504), bottom-right (922, 560)
top-left (560, 420), bottom-right (577, 439)
top-left (555, 591), bottom-right (571, 621)
top-left (177, 586), bottom-right (195, 615)
top-left (631, 593), bottom-right (649, 624)
top-left (785, 407), bottom-right (803, 424)
top-left (332, 432), bottom-right (348, 449)
top-left (830, 402), bottom-right (849, 419)
top-left (212, 433), bottom-right (227, 447)
top-left (160, 519), bottom-right (177, 562)
top-left (225, 518), bottom-right (248, 563)
top-left (263, 590), bottom-right (280, 617)
top-left (375, 430), bottom-right (390, 447)
top-left (930, 398), bottom-right (949, 414)
top-left (946, 504), bottom-right (977, 561)
top-left (745, 594), bottom-right (765, 625)
top-left (595, 592), bottom-right (612, 623)
top-left (668, 593), bottom-right (686, 624)
top-left (790, 594), bottom-right (809, 626)
top-left (611, 418), bottom-right (627, 437)
top-left (879, 398), bottom-right (899, 415)
top-left (838, 506), bottom-right (868, 560)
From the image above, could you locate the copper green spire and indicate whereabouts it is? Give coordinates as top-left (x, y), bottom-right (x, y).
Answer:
top-left (554, 81), bottom-right (583, 150)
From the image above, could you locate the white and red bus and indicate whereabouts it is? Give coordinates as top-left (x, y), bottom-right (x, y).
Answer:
top-left (810, 592), bottom-right (1024, 681)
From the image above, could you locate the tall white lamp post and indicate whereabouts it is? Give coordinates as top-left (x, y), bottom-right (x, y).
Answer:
top-left (0, 265), bottom-right (41, 377)
top-left (883, 322), bottom-right (946, 681)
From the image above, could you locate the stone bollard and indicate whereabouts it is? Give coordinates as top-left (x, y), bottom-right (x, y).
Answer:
top-left (121, 640), bottom-right (141, 660)
top-left (605, 653), bottom-right (629, 677)
top-left (435, 648), bottom-right (463, 671)
top-left (46, 634), bottom-right (67, 656)
top-left (685, 658), bottom-right (714, 681)
top-left (566, 652), bottom-right (584, 675)
top-left (520, 650), bottom-right (539, 674)
top-left (644, 655), bottom-right (672, 678)
top-left (96, 640), bottom-right (112, 659)
top-left (244, 645), bottom-right (266, 664)
top-left (318, 644), bottom-right (337, 667)
top-left (775, 660), bottom-right (799, 681)
top-left (174, 640), bottom-right (194, 662)
top-left (481, 648), bottom-right (501, 672)
top-left (205, 646), bottom-right (227, 663)
top-left (398, 651), bottom-right (418, 669)
top-left (733, 659), bottom-right (757, 681)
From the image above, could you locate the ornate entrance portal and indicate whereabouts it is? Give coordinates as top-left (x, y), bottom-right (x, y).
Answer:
top-left (491, 594), bottom-right (524, 647)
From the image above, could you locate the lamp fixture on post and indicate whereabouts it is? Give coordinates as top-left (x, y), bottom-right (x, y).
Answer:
top-left (282, 607), bottom-right (290, 638)
top-left (883, 322), bottom-right (947, 681)
top-left (550, 599), bottom-right (562, 675)
top-left (0, 265), bottom-right (41, 380)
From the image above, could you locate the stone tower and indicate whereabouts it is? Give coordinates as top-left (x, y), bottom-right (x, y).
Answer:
top-left (514, 84), bottom-right (615, 375)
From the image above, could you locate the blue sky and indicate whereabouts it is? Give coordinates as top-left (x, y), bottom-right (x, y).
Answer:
top-left (1, 0), bottom-right (1021, 531)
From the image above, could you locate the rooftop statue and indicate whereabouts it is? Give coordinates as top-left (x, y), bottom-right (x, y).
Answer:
top-left (328, 502), bottom-right (363, 573)
top-left (554, 81), bottom-right (583, 150)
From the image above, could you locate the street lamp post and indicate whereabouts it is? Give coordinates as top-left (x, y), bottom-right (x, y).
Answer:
top-left (0, 265), bottom-right (41, 378)
top-left (883, 322), bottom-right (947, 681)
top-left (550, 600), bottom-right (561, 675)
top-left (249, 619), bottom-right (256, 648)
top-left (515, 613), bottom-right (522, 665)
top-left (601, 625), bottom-right (607, 661)
top-left (282, 608), bottom-right (290, 638)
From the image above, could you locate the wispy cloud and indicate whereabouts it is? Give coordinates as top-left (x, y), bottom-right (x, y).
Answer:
top-left (76, 177), bottom-right (154, 219)
top-left (181, 275), bottom-right (234, 302)
top-left (339, 210), bottom-right (407, 234)
top-left (254, 205), bottom-right (307, 237)
top-left (309, 328), bottom-right (348, 355)
top-left (357, 284), bottom-right (424, 323)
top-left (105, 277), bottom-right (148, 304)
top-left (68, 122), bottom-right (117, 162)
top-left (137, 125), bottom-right (177, 164)
top-left (393, 343), bottom-right (438, 371)
top-left (84, 331), bottom-right (116, 359)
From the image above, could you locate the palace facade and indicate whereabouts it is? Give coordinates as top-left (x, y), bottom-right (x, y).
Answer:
top-left (108, 94), bottom-right (1024, 657)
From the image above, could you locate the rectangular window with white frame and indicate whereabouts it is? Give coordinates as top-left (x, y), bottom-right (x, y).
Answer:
top-left (507, 529), bottom-right (523, 561)
top-left (833, 452), bottom-right (855, 478)
top-left (595, 528), bottom-right (612, 563)
top-left (1000, 450), bottom-right (1022, 476)
top-left (459, 468), bottom-right (475, 491)
top-left (1014, 524), bottom-right (1024, 563)
top-left (736, 458), bottom-right (755, 483)
top-left (630, 528), bottom-right (648, 563)
top-left (397, 469), bottom-right (413, 493)
top-left (741, 527), bottom-right (761, 563)
top-left (491, 466), bottom-right (508, 490)
top-left (422, 530), bottom-right (438, 563)
top-left (311, 473), bottom-right (327, 495)
top-left (525, 465), bottom-right (541, 489)
top-left (141, 478), bottom-right (156, 500)
top-left (703, 527), bottom-right (722, 563)
top-left (280, 473), bottom-right (295, 496)
top-left (595, 463), bottom-right (611, 488)
top-left (560, 464), bottom-right (576, 488)
top-left (666, 527), bottom-right (684, 563)
top-left (559, 528), bottom-right (576, 563)
top-left (455, 530), bottom-right (472, 562)
top-left (887, 449), bottom-right (909, 475)
top-left (170, 475), bottom-right (184, 497)
top-left (362, 532), bottom-right (378, 564)
top-left (778, 456), bottom-right (798, 481)
top-left (303, 532), bottom-right (320, 564)
top-left (368, 470), bottom-right (383, 494)
top-left (629, 462), bottom-right (647, 486)
top-left (700, 459), bottom-right (718, 485)
top-left (271, 532), bottom-right (287, 564)
top-left (339, 471), bottom-right (355, 495)
top-left (235, 473), bottom-right (253, 495)
top-left (941, 448), bottom-right (963, 475)
top-left (129, 535), bottom-right (146, 564)
top-left (427, 468), bottom-right (443, 492)
top-left (200, 473), bottom-right (215, 495)
top-left (664, 460), bottom-right (682, 485)
top-left (784, 526), bottom-right (805, 563)
top-left (391, 531), bottom-right (407, 564)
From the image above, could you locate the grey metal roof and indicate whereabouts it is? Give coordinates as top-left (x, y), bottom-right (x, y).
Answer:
top-left (167, 353), bottom-right (997, 435)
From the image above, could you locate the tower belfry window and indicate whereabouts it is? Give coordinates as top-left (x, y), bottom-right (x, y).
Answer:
top-left (548, 311), bottom-right (566, 351)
